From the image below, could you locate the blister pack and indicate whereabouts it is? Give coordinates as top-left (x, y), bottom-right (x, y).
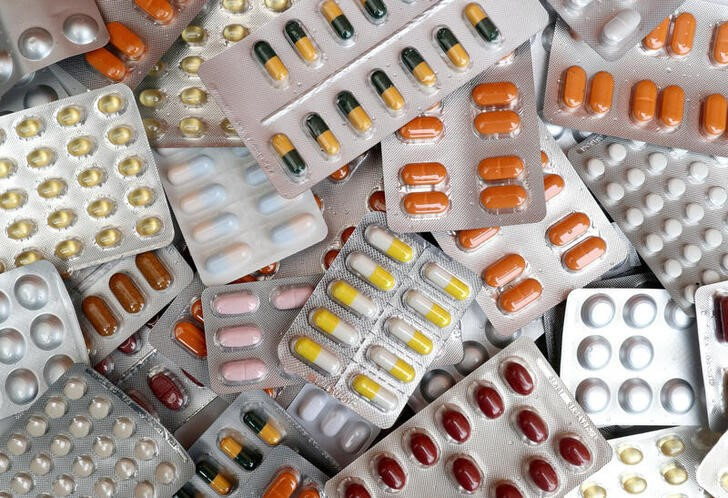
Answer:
top-left (155, 147), bottom-right (328, 286)
top-left (560, 288), bottom-right (705, 427)
top-left (202, 276), bottom-right (321, 394)
top-left (0, 83), bottom-right (174, 273)
top-left (95, 323), bottom-right (157, 384)
top-left (0, 364), bottom-right (194, 497)
top-left (71, 245), bottom-right (194, 364)
top-left (58, 0), bottom-right (207, 90)
top-left (325, 338), bottom-right (612, 498)
top-left (433, 122), bottom-right (628, 335)
top-left (278, 212), bottom-right (481, 427)
top-left (0, 0), bottom-right (109, 98)
top-left (0, 68), bottom-right (71, 115)
top-left (545, 0), bottom-right (685, 60)
top-left (135, 0), bottom-right (299, 147)
top-left (694, 281), bottom-right (728, 431)
top-left (0, 261), bottom-right (88, 419)
top-left (543, 4), bottom-right (728, 157)
top-left (568, 134), bottom-right (728, 310)
top-left (697, 429), bottom-right (728, 497)
top-left (380, 43), bottom-right (545, 232)
top-left (566, 426), bottom-right (720, 498)
top-left (199, 0), bottom-right (548, 198)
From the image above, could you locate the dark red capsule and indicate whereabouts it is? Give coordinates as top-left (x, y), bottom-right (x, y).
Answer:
top-left (475, 385), bottom-right (504, 418)
top-left (95, 357), bottom-right (114, 375)
top-left (502, 360), bottom-right (534, 395)
top-left (368, 190), bottom-right (386, 212)
top-left (717, 295), bottom-right (728, 342)
top-left (495, 482), bottom-right (524, 498)
top-left (182, 369), bottom-right (204, 387)
top-left (341, 226), bottom-right (356, 244)
top-left (528, 459), bottom-right (559, 492)
top-left (345, 483), bottom-right (371, 498)
top-left (376, 456), bottom-right (406, 490)
top-left (409, 432), bottom-right (438, 466)
top-left (126, 389), bottom-right (158, 417)
top-left (148, 371), bottom-right (186, 410)
top-left (451, 457), bottom-right (481, 492)
top-left (442, 409), bottom-right (470, 442)
top-left (117, 333), bottom-right (141, 354)
top-left (559, 436), bottom-right (592, 467)
top-left (323, 249), bottom-right (339, 269)
top-left (516, 409), bottom-right (549, 444)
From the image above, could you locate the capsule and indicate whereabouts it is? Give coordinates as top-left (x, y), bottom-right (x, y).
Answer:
top-left (219, 436), bottom-right (262, 471)
top-left (174, 321), bottom-right (207, 358)
top-left (336, 91), bottom-right (372, 134)
top-left (588, 71), bottom-right (614, 115)
top-left (562, 236), bottom-right (606, 271)
top-left (630, 80), bottom-right (658, 124)
top-left (481, 185), bottom-right (527, 210)
top-left (561, 66), bottom-right (586, 110)
top-left (309, 308), bottom-right (359, 346)
top-left (285, 20), bottom-right (318, 63)
top-left (271, 134), bottom-right (306, 176)
top-left (320, 0), bottom-right (354, 41)
top-left (83, 296), bottom-right (118, 336)
top-left (464, 3), bottom-right (499, 42)
top-left (483, 254), bottom-right (526, 288)
top-left (174, 483), bottom-right (201, 498)
top-left (135, 0), bottom-right (175, 24)
top-left (436, 27), bottom-right (469, 69)
top-left (254, 41), bottom-right (289, 82)
top-left (291, 337), bottom-right (341, 375)
top-left (85, 48), bottom-right (127, 82)
top-left (713, 22), bottom-right (728, 65)
top-left (474, 110), bottom-right (520, 136)
top-left (329, 165), bottom-right (349, 181)
top-left (669, 13), bottom-right (696, 56)
top-left (702, 93), bottom-right (728, 138)
top-left (263, 468), bottom-right (300, 498)
top-left (498, 278), bottom-right (542, 313)
top-left (328, 280), bottom-right (377, 317)
top-left (544, 174), bottom-right (565, 201)
top-left (196, 460), bottom-right (233, 495)
top-left (472, 82), bottom-right (517, 108)
top-left (371, 70), bottom-right (404, 111)
top-left (364, 225), bottom-right (413, 262)
top-left (109, 273), bottom-right (145, 313)
top-left (457, 227), bottom-right (499, 250)
top-left (478, 155), bottom-right (523, 180)
top-left (148, 370), bottom-right (187, 410)
top-left (351, 374), bottom-right (397, 411)
top-left (107, 22), bottom-right (146, 60)
top-left (643, 17), bottom-right (669, 50)
top-left (401, 47), bottom-right (437, 87)
top-left (404, 289), bottom-right (450, 327)
top-left (385, 317), bottom-right (432, 355)
top-left (398, 116), bottom-right (444, 141)
top-left (305, 114), bottom-right (340, 157)
top-left (403, 192), bottom-right (449, 215)
top-left (243, 411), bottom-right (282, 446)
top-left (135, 252), bottom-right (172, 290)
top-left (368, 346), bottom-right (414, 383)
top-left (422, 262), bottom-right (470, 300)
top-left (298, 487), bottom-right (321, 498)
top-left (659, 85), bottom-right (685, 128)
top-left (548, 212), bottom-right (590, 246)
top-left (346, 252), bottom-right (395, 291)
top-left (400, 162), bottom-right (447, 186)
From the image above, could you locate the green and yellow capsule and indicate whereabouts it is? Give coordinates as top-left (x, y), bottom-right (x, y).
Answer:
top-left (464, 3), bottom-right (500, 42)
top-left (253, 41), bottom-right (288, 82)
top-left (401, 47), bottom-right (437, 87)
top-left (336, 91), bottom-right (372, 134)
top-left (271, 133), bottom-right (306, 177)
top-left (359, 0), bottom-right (386, 22)
top-left (305, 114), bottom-right (340, 157)
top-left (370, 70), bottom-right (404, 111)
top-left (320, 0), bottom-right (354, 41)
top-left (196, 460), bottom-right (233, 495)
top-left (219, 436), bottom-right (263, 471)
top-left (284, 20), bottom-right (319, 63)
top-left (436, 27), bottom-right (470, 69)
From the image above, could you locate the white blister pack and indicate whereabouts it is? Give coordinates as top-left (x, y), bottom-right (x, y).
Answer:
top-left (155, 147), bottom-right (328, 286)
top-left (560, 288), bottom-right (705, 427)
top-left (433, 122), bottom-right (628, 335)
top-left (568, 134), bottom-right (728, 311)
top-left (697, 429), bottom-right (728, 497)
top-left (380, 43), bottom-right (546, 232)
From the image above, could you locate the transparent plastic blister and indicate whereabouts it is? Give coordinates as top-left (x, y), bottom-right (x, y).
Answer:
top-left (202, 275), bottom-right (322, 394)
top-left (381, 43), bottom-right (546, 233)
top-left (278, 212), bottom-right (481, 427)
top-left (697, 429), bottom-right (728, 497)
top-left (0, 68), bottom-right (70, 115)
top-left (199, 0), bottom-right (548, 198)
top-left (568, 134), bottom-right (728, 311)
top-left (155, 147), bottom-right (328, 286)
top-left (560, 288), bottom-right (705, 427)
top-left (544, 4), bottom-right (728, 157)
top-left (325, 338), bottom-right (612, 498)
top-left (0, 365), bottom-right (194, 497)
top-left (0, 261), bottom-right (88, 419)
top-left (58, 0), bottom-right (207, 90)
top-left (95, 322), bottom-right (157, 384)
top-left (433, 122), bottom-right (628, 335)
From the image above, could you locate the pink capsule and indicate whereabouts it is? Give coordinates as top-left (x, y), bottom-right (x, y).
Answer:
top-left (271, 285), bottom-right (314, 310)
top-left (220, 359), bottom-right (268, 383)
top-left (216, 325), bottom-right (262, 348)
top-left (212, 291), bottom-right (259, 314)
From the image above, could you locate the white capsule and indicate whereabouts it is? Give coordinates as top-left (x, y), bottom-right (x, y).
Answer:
top-left (89, 397), bottom-right (112, 419)
top-left (26, 415), bottom-right (47, 437)
top-left (7, 434), bottom-right (29, 455)
top-left (205, 243), bottom-right (251, 275)
top-left (166, 155), bottom-right (214, 185)
top-left (244, 164), bottom-right (267, 186)
top-left (271, 213), bottom-right (316, 245)
top-left (179, 184), bottom-right (226, 213)
top-left (340, 422), bottom-right (370, 453)
top-left (320, 406), bottom-right (348, 436)
top-left (346, 252), bottom-right (395, 291)
top-left (422, 262), bottom-right (470, 300)
top-left (364, 225), bottom-right (413, 262)
top-left (192, 213), bottom-right (239, 242)
top-left (297, 391), bottom-right (327, 421)
top-left (256, 191), bottom-right (287, 214)
top-left (600, 9), bottom-right (641, 46)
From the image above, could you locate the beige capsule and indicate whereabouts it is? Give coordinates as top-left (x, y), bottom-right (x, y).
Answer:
top-left (37, 178), bottom-right (67, 199)
top-left (0, 158), bottom-right (16, 178)
top-left (222, 0), bottom-right (246, 12)
top-left (0, 190), bottom-right (27, 210)
top-left (107, 126), bottom-right (135, 146)
top-left (138, 89), bottom-right (166, 108)
top-left (143, 118), bottom-right (166, 140)
top-left (618, 445), bottom-right (643, 465)
top-left (77, 168), bottom-right (106, 188)
top-left (180, 56), bottom-right (203, 75)
top-left (182, 25), bottom-right (206, 44)
top-left (661, 462), bottom-right (688, 485)
top-left (621, 474), bottom-right (647, 494)
top-left (580, 483), bottom-right (606, 498)
top-left (15, 250), bottom-right (43, 267)
top-left (223, 24), bottom-right (248, 42)
top-left (180, 88), bottom-right (207, 107)
top-left (67, 137), bottom-right (96, 157)
top-left (55, 239), bottom-right (83, 260)
top-left (265, 0), bottom-right (289, 12)
top-left (220, 118), bottom-right (238, 137)
top-left (118, 156), bottom-right (145, 177)
top-left (97, 94), bottom-right (125, 115)
top-left (57, 106), bottom-right (84, 127)
top-left (179, 117), bottom-right (206, 138)
top-left (127, 187), bottom-right (155, 207)
top-left (147, 61), bottom-right (166, 77)
top-left (87, 198), bottom-right (116, 218)
top-left (136, 217), bottom-right (163, 237)
top-left (95, 228), bottom-right (122, 248)
top-left (658, 435), bottom-right (685, 456)
top-left (47, 209), bottom-right (77, 229)
top-left (6, 220), bottom-right (36, 240)
top-left (27, 147), bottom-right (55, 168)
top-left (16, 117), bottom-right (44, 138)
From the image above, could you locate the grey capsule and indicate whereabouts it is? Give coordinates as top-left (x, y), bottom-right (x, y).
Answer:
top-left (619, 336), bottom-right (654, 370)
top-left (660, 378), bottom-right (695, 414)
top-left (5, 368), bottom-right (38, 404)
top-left (0, 328), bottom-right (25, 364)
top-left (30, 313), bottom-right (64, 350)
top-left (14, 275), bottom-right (49, 310)
top-left (18, 27), bottom-right (53, 60)
top-left (618, 378), bottom-right (653, 413)
top-left (0, 291), bottom-right (9, 322)
top-left (62, 14), bottom-right (100, 45)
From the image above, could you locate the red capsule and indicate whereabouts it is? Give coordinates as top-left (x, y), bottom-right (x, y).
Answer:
top-left (516, 409), bottom-right (548, 444)
top-left (502, 360), bottom-right (534, 395)
top-left (341, 226), bottom-right (356, 244)
top-left (474, 385), bottom-right (504, 419)
top-left (127, 389), bottom-right (158, 417)
top-left (323, 249), bottom-right (339, 269)
top-left (495, 482), bottom-right (524, 498)
top-left (376, 456), bottom-right (406, 490)
top-left (368, 191), bottom-right (386, 212)
top-left (441, 409), bottom-right (470, 442)
top-left (409, 432), bottom-right (438, 466)
top-left (148, 371), bottom-right (186, 410)
top-left (528, 459), bottom-right (559, 492)
top-left (95, 357), bottom-right (114, 375)
top-left (344, 483), bottom-right (371, 498)
top-left (451, 457), bottom-right (481, 492)
top-left (117, 333), bottom-right (140, 354)
top-left (559, 436), bottom-right (592, 467)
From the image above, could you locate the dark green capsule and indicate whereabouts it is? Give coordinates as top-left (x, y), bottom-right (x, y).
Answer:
top-left (196, 460), bottom-right (231, 493)
top-left (219, 436), bottom-right (263, 471)
top-left (284, 20), bottom-right (307, 43)
top-left (174, 483), bottom-right (201, 498)
top-left (435, 27), bottom-right (460, 52)
top-left (370, 70), bottom-right (394, 95)
top-left (272, 134), bottom-right (306, 177)
top-left (321, 0), bottom-right (355, 40)
top-left (336, 91), bottom-right (361, 115)
top-left (360, 0), bottom-right (387, 21)
top-left (401, 47), bottom-right (426, 72)
top-left (253, 40), bottom-right (277, 64)
top-left (464, 3), bottom-right (500, 42)
top-left (305, 113), bottom-right (330, 137)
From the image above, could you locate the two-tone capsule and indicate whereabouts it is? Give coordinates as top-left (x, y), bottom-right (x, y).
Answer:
top-left (401, 47), bottom-right (437, 88)
top-left (336, 91), bottom-right (372, 134)
top-left (320, 0), bottom-right (355, 41)
top-left (271, 134), bottom-right (306, 177)
top-left (370, 70), bottom-right (404, 112)
top-left (368, 346), bottom-right (415, 383)
top-left (364, 225), bottom-right (413, 263)
top-left (351, 374), bottom-right (397, 411)
top-left (358, 0), bottom-right (387, 22)
top-left (219, 436), bottom-right (262, 471)
top-left (196, 460), bottom-right (233, 495)
top-left (309, 308), bottom-right (359, 346)
top-left (422, 262), bottom-right (470, 300)
top-left (291, 336), bottom-right (341, 375)
top-left (385, 317), bottom-right (433, 355)
top-left (346, 252), bottom-right (396, 291)
top-left (404, 289), bottom-right (451, 327)
top-left (435, 27), bottom-right (470, 70)
top-left (328, 280), bottom-right (378, 317)
top-left (284, 20), bottom-right (319, 64)
top-left (464, 3), bottom-right (500, 42)
top-left (243, 410), bottom-right (282, 445)
top-left (305, 114), bottom-right (340, 157)
top-left (254, 41), bottom-right (289, 83)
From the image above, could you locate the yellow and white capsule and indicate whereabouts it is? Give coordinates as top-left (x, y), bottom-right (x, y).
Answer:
top-left (404, 290), bottom-right (451, 328)
top-left (346, 252), bottom-right (395, 291)
top-left (368, 346), bottom-right (415, 383)
top-left (422, 262), bottom-right (470, 300)
top-left (291, 337), bottom-right (341, 375)
top-left (364, 225), bottom-right (413, 263)
top-left (351, 374), bottom-right (397, 411)
top-left (328, 280), bottom-right (378, 318)
top-left (309, 308), bottom-right (359, 347)
top-left (384, 317), bottom-right (433, 355)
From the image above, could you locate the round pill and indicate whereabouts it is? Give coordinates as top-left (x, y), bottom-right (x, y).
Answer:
top-left (134, 481), bottom-right (155, 498)
top-left (0, 453), bottom-right (9, 473)
top-left (72, 456), bottom-right (94, 477)
top-left (647, 152), bottom-right (668, 172)
top-left (618, 378), bottom-right (652, 413)
top-left (642, 233), bottom-right (663, 253)
top-left (113, 417), bottom-right (135, 438)
top-left (93, 436), bottom-right (115, 458)
top-left (703, 269), bottom-right (721, 284)
top-left (683, 285), bottom-right (697, 304)
top-left (585, 158), bottom-right (605, 178)
top-left (53, 474), bottom-right (75, 496)
top-left (605, 182), bottom-right (624, 201)
top-left (624, 207), bottom-right (644, 227)
top-left (577, 336), bottom-right (611, 370)
top-left (11, 473), bottom-right (33, 494)
top-left (26, 415), bottom-right (47, 437)
top-left (709, 186), bottom-right (727, 206)
top-left (30, 453), bottom-right (52, 475)
top-left (663, 219), bottom-right (683, 239)
top-left (115, 457), bottom-right (137, 479)
top-left (134, 439), bottom-right (157, 460)
top-left (681, 244), bottom-right (702, 263)
top-left (69, 416), bottom-right (92, 438)
top-left (7, 434), bottom-right (29, 455)
top-left (689, 161), bottom-right (709, 180)
top-left (51, 435), bottom-right (72, 456)
top-left (661, 379), bottom-right (694, 414)
top-left (666, 178), bottom-right (686, 197)
top-left (703, 228), bottom-right (722, 248)
top-left (643, 193), bottom-right (663, 213)
top-left (155, 462), bottom-right (176, 484)
top-left (575, 378), bottom-right (610, 413)
top-left (94, 478), bottom-right (115, 498)
top-left (664, 259), bottom-right (682, 278)
top-left (45, 396), bottom-right (67, 418)
top-left (684, 203), bottom-right (704, 223)
top-left (625, 168), bottom-right (645, 187)
top-left (89, 397), bottom-right (112, 419)
top-left (607, 143), bottom-right (627, 162)
top-left (619, 336), bottom-right (654, 370)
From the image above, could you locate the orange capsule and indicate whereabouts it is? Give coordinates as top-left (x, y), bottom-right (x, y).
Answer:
top-left (368, 190), bottom-right (386, 212)
top-left (643, 17), bottom-right (670, 50)
top-left (498, 278), bottom-right (542, 313)
top-left (563, 236), bottom-right (606, 271)
top-left (329, 165), bottom-right (350, 181)
top-left (659, 85), bottom-right (685, 128)
top-left (701, 94), bottom-right (728, 138)
top-left (669, 13), bottom-right (696, 56)
top-left (109, 273), bottom-right (145, 313)
top-left (544, 174), bottom-right (565, 201)
top-left (474, 110), bottom-right (520, 136)
top-left (548, 212), bottom-right (590, 246)
top-left (541, 151), bottom-right (549, 169)
top-left (478, 156), bottom-right (524, 181)
top-left (135, 0), bottom-right (175, 24)
top-left (630, 80), bottom-right (658, 124)
top-left (136, 252), bottom-right (172, 290)
top-left (483, 254), bottom-right (526, 287)
top-left (107, 22), bottom-right (146, 60)
top-left (400, 162), bottom-right (447, 186)
top-left (403, 191), bottom-right (449, 215)
top-left (480, 185), bottom-right (527, 210)
top-left (713, 22), bottom-right (728, 65)
top-left (174, 321), bottom-right (207, 358)
top-left (82, 296), bottom-right (118, 337)
top-left (588, 71), bottom-right (614, 115)
top-left (471, 82), bottom-right (518, 108)
top-left (397, 116), bottom-right (444, 141)
top-left (297, 487), bottom-right (320, 498)
top-left (561, 66), bottom-right (586, 110)
top-left (85, 48), bottom-right (127, 82)
top-left (258, 262), bottom-right (279, 275)
top-left (191, 298), bottom-right (204, 323)
top-left (457, 227), bottom-right (500, 250)
top-left (263, 468), bottom-right (299, 498)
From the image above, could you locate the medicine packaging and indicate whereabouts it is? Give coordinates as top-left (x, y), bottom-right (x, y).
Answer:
top-left (697, 429), bottom-right (728, 497)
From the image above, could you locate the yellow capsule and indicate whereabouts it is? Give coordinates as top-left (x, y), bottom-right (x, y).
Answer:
top-left (6, 220), bottom-right (36, 240)
top-left (658, 436), bottom-right (685, 457)
top-left (661, 463), bottom-right (688, 485)
top-left (309, 308), bottom-right (359, 346)
top-left (107, 126), bottom-right (135, 146)
top-left (67, 137), bottom-right (95, 157)
top-left (95, 228), bottom-right (122, 248)
top-left (15, 250), bottom-right (43, 267)
top-left (180, 56), bottom-right (203, 75)
top-left (0, 261), bottom-right (4, 273)
top-left (147, 61), bottom-right (166, 77)
top-left (179, 117), bottom-right (207, 138)
top-left (55, 239), bottom-right (83, 260)
top-left (16, 117), bottom-right (44, 138)
top-left (182, 25), bottom-right (206, 44)
top-left (580, 483), bottom-right (606, 498)
top-left (328, 280), bottom-right (377, 318)
top-left (223, 24), bottom-right (248, 42)
top-left (618, 445), bottom-right (643, 465)
top-left (621, 475), bottom-right (647, 494)
top-left (0, 158), bottom-right (16, 178)
top-left (97, 94), bottom-right (125, 115)
top-left (291, 336), bottom-right (341, 375)
top-left (220, 118), bottom-right (238, 136)
top-left (136, 216), bottom-right (163, 237)
top-left (0, 190), bottom-right (27, 210)
top-left (87, 198), bottom-right (116, 218)
top-left (264, 0), bottom-right (289, 12)
top-left (118, 156), bottom-right (145, 177)
top-left (127, 187), bottom-right (155, 207)
top-left (138, 89), bottom-right (166, 108)
top-left (364, 225), bottom-right (414, 263)
top-left (346, 252), bottom-right (395, 291)
top-left (77, 167), bottom-right (106, 187)
top-left (37, 179), bottom-right (66, 199)
top-left (47, 209), bottom-right (77, 229)
top-left (27, 147), bottom-right (55, 168)
top-left (56, 106), bottom-right (84, 126)
top-left (222, 0), bottom-right (246, 12)
top-left (180, 87), bottom-right (208, 107)
top-left (143, 118), bottom-right (166, 140)
top-left (351, 374), bottom-right (397, 411)
top-left (368, 346), bottom-right (415, 383)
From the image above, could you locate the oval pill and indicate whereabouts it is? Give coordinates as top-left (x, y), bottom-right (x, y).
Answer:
top-left (563, 236), bottom-right (606, 271)
top-left (309, 308), bottom-right (359, 346)
top-left (174, 321), bottom-right (207, 358)
top-left (436, 27), bottom-right (469, 69)
top-left (702, 94), bottom-right (728, 138)
top-left (631, 80), bottom-right (658, 123)
top-left (403, 191), bottom-right (449, 215)
top-left (148, 371), bottom-right (186, 410)
top-left (600, 9), bottom-right (641, 46)
top-left (217, 325), bottom-right (262, 348)
top-left (254, 41), bottom-right (288, 82)
top-left (135, 0), bottom-right (175, 23)
top-left (456, 227), bottom-right (499, 250)
top-left (403, 289), bottom-right (451, 327)
top-left (221, 359), bottom-right (268, 384)
top-left (82, 296), bottom-right (118, 336)
top-left (400, 162), bottom-right (447, 186)
top-left (478, 155), bottom-right (523, 181)
top-left (213, 291), bottom-right (259, 314)
top-left (561, 66), bottom-right (586, 110)
top-left (502, 360), bottom-right (535, 394)
top-left (85, 48), bottom-right (127, 82)
top-left (397, 116), bottom-right (443, 141)
top-left (385, 317), bottom-right (432, 355)
top-left (109, 273), bottom-right (145, 313)
top-left (548, 212), bottom-right (590, 246)
top-left (401, 47), bottom-right (436, 87)
top-left (451, 457), bottom-right (481, 492)
top-left (713, 22), bottom-right (728, 65)
top-left (346, 252), bottom-right (396, 291)
top-left (364, 225), bottom-right (413, 262)
top-left (670, 13), bottom-right (696, 56)
top-left (135, 252), bottom-right (172, 290)
top-left (643, 17), bottom-right (670, 50)
top-left (422, 262), bottom-right (470, 300)
top-left (328, 280), bottom-right (377, 317)
top-left (483, 254), bottom-right (526, 287)
top-left (271, 285), bottom-right (313, 309)
top-left (481, 185), bottom-right (527, 210)
top-left (659, 85), bottom-right (685, 128)
top-left (474, 110), bottom-right (520, 136)
top-left (368, 346), bottom-right (415, 383)
top-left (544, 174), bottom-right (565, 201)
top-left (472, 82), bottom-right (518, 108)
top-left (588, 71), bottom-right (614, 115)
top-left (498, 278), bottom-right (542, 313)
top-left (351, 374), bottom-right (397, 411)
top-left (292, 337), bottom-right (341, 375)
